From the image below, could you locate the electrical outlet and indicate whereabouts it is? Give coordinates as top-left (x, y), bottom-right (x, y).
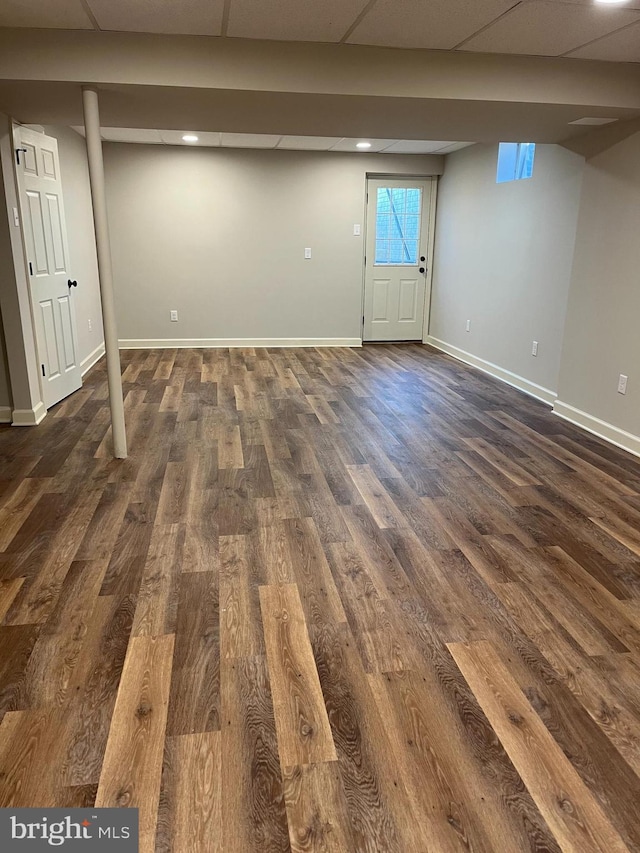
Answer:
top-left (170, 310), bottom-right (178, 322)
top-left (532, 340), bottom-right (538, 357)
top-left (88, 318), bottom-right (92, 332)
top-left (304, 248), bottom-right (312, 259)
top-left (466, 320), bottom-right (471, 332)
top-left (618, 374), bottom-right (628, 395)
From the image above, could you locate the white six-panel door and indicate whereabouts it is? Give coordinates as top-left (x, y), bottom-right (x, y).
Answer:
top-left (17, 126), bottom-right (82, 409)
top-left (363, 178), bottom-right (433, 342)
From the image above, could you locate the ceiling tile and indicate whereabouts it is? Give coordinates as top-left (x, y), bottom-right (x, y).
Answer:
top-left (277, 136), bottom-right (343, 150)
top-left (347, 0), bottom-right (518, 50)
top-left (101, 128), bottom-right (164, 144)
top-left (86, 0), bottom-right (223, 35)
top-left (432, 142), bottom-right (475, 153)
top-left (227, 0), bottom-right (370, 42)
top-left (567, 116), bottom-right (619, 125)
top-left (567, 20), bottom-right (640, 61)
top-left (0, 0), bottom-right (93, 29)
top-left (329, 138), bottom-right (399, 152)
top-left (460, 1), bottom-right (640, 57)
top-left (381, 140), bottom-right (455, 154)
top-left (220, 133), bottom-right (282, 148)
top-left (544, 0), bottom-right (640, 9)
top-left (159, 130), bottom-right (221, 146)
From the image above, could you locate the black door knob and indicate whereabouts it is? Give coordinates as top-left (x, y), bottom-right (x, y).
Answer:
top-left (68, 279), bottom-right (77, 288)
top-left (420, 256), bottom-right (426, 262)
top-left (419, 267), bottom-right (426, 273)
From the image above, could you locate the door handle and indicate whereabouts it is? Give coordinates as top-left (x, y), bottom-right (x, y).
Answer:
top-left (420, 256), bottom-right (426, 262)
top-left (419, 267), bottom-right (425, 274)
top-left (68, 279), bottom-right (77, 288)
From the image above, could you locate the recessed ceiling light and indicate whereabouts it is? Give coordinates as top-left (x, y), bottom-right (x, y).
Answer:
top-left (182, 134), bottom-right (199, 143)
top-left (356, 141), bottom-right (372, 149)
top-left (594, 0), bottom-right (632, 4)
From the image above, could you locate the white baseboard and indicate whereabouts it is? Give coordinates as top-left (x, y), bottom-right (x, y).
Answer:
top-left (425, 336), bottom-right (557, 406)
top-left (118, 337), bottom-right (363, 349)
top-left (553, 400), bottom-right (640, 459)
top-left (12, 400), bottom-right (47, 426)
top-left (0, 406), bottom-right (12, 424)
top-left (81, 341), bottom-right (105, 375)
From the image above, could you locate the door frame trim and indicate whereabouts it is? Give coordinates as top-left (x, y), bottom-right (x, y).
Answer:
top-left (422, 175), bottom-right (439, 344)
top-left (361, 173), bottom-right (438, 344)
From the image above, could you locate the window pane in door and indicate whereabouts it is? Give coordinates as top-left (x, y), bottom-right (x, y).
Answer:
top-left (389, 240), bottom-right (404, 263)
top-left (404, 216), bottom-right (419, 240)
top-left (375, 239), bottom-right (389, 264)
top-left (374, 186), bottom-right (422, 265)
top-left (403, 240), bottom-right (419, 264)
top-left (376, 214), bottom-right (390, 239)
top-left (391, 188), bottom-right (406, 211)
top-left (406, 189), bottom-right (420, 214)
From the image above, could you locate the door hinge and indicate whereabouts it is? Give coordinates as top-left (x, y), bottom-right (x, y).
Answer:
top-left (41, 364), bottom-right (45, 377)
top-left (28, 262), bottom-right (33, 276)
top-left (16, 148), bottom-right (27, 166)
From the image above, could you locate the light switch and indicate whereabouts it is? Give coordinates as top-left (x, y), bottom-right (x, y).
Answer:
top-left (353, 224), bottom-right (361, 236)
top-left (12, 207), bottom-right (19, 227)
top-left (304, 248), bottom-right (312, 259)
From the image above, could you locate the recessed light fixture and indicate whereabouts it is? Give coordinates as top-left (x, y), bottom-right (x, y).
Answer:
top-left (356, 141), bottom-right (372, 149)
top-left (182, 134), bottom-right (199, 143)
top-left (594, 0), bottom-right (632, 4)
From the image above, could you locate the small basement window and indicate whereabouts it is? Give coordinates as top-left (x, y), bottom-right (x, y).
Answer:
top-left (496, 142), bottom-right (536, 183)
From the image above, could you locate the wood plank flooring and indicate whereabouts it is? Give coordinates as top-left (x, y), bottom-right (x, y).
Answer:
top-left (1, 343), bottom-right (640, 852)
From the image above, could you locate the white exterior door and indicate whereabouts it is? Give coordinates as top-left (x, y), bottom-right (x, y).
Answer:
top-left (363, 178), bottom-right (433, 342)
top-left (16, 126), bottom-right (82, 409)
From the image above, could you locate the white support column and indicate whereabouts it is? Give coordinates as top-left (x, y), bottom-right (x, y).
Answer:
top-left (82, 86), bottom-right (127, 458)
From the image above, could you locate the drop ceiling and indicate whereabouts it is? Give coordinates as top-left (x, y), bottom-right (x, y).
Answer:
top-left (1, 0), bottom-right (639, 62)
top-left (71, 126), bottom-right (473, 155)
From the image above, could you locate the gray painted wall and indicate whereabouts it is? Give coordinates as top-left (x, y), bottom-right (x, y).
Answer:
top-left (103, 144), bottom-right (443, 344)
top-left (430, 142), bottom-right (584, 395)
top-left (557, 131), bottom-right (640, 437)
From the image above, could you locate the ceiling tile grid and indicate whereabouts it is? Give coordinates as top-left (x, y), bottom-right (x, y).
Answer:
top-left (72, 127), bottom-right (475, 154)
top-left (220, 132), bottom-right (282, 148)
top-left (380, 140), bottom-right (457, 153)
top-left (329, 137), bottom-right (399, 152)
top-left (567, 18), bottom-right (640, 60)
top-left (277, 135), bottom-right (343, 150)
top-left (541, 0), bottom-right (640, 9)
top-left (459, 0), bottom-right (640, 56)
top-left (0, 0), bottom-right (93, 29)
top-left (0, 0), bottom-right (638, 61)
top-left (86, 0), bottom-right (224, 35)
top-left (346, 0), bottom-right (519, 50)
top-left (227, 0), bottom-right (371, 42)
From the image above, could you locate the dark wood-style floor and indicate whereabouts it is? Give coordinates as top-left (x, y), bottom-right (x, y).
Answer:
top-left (1, 344), bottom-right (640, 852)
